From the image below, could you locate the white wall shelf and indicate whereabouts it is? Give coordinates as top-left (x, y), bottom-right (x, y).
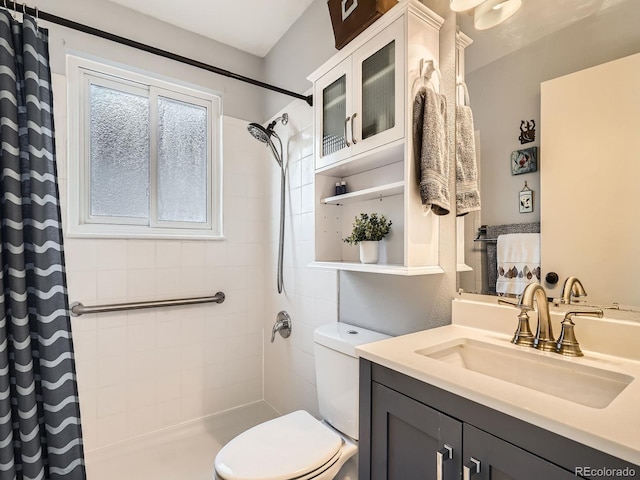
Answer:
top-left (321, 181), bottom-right (404, 205)
top-left (310, 261), bottom-right (444, 276)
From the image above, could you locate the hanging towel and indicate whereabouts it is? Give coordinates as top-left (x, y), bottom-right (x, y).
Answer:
top-left (412, 86), bottom-right (450, 216)
top-left (495, 233), bottom-right (541, 296)
top-left (455, 103), bottom-right (481, 216)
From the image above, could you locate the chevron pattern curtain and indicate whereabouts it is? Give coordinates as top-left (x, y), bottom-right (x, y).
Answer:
top-left (0, 11), bottom-right (86, 480)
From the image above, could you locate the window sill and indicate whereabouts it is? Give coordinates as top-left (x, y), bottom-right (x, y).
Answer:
top-left (64, 224), bottom-right (225, 241)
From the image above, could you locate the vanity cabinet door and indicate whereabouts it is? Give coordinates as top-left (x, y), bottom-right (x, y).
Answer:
top-left (462, 424), bottom-right (578, 480)
top-left (371, 382), bottom-right (462, 480)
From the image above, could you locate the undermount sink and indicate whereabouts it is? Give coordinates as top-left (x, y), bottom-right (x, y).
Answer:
top-left (416, 338), bottom-right (634, 409)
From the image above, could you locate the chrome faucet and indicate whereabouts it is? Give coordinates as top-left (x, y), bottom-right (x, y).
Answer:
top-left (518, 283), bottom-right (556, 352)
top-left (561, 276), bottom-right (587, 304)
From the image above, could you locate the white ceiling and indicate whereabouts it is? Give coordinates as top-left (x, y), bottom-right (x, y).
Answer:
top-left (104, 0), bottom-right (629, 64)
top-left (105, 0), bottom-right (315, 57)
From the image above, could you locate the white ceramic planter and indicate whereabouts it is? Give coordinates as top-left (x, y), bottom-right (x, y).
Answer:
top-left (359, 241), bottom-right (380, 264)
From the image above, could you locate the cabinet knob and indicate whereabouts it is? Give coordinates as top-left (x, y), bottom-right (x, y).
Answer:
top-left (463, 457), bottom-right (481, 480)
top-left (436, 444), bottom-right (453, 480)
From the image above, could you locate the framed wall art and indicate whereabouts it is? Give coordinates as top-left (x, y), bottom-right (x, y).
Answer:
top-left (519, 181), bottom-right (533, 213)
top-left (511, 146), bottom-right (538, 175)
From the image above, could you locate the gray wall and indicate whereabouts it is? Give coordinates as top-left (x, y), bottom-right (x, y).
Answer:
top-left (44, 0), bottom-right (265, 121)
top-left (263, 0), bottom-right (337, 117)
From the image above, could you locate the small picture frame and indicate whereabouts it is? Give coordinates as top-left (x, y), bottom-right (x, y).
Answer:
top-left (519, 182), bottom-right (533, 213)
top-left (511, 146), bottom-right (538, 175)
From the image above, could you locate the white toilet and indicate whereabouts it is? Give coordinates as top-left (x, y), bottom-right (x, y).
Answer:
top-left (213, 322), bottom-right (389, 480)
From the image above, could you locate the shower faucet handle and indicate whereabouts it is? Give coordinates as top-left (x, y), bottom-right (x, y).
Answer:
top-left (271, 311), bottom-right (292, 343)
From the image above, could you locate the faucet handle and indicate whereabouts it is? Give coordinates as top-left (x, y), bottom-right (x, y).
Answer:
top-left (271, 311), bottom-right (292, 343)
top-left (499, 298), bottom-right (536, 346)
top-left (498, 298), bottom-right (533, 311)
top-left (556, 309), bottom-right (603, 357)
top-left (511, 309), bottom-right (535, 347)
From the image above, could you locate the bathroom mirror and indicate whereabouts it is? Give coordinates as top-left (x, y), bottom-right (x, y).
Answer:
top-left (455, 0), bottom-right (640, 309)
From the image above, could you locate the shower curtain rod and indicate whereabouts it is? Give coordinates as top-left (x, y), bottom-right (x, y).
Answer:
top-left (4, 1), bottom-right (314, 106)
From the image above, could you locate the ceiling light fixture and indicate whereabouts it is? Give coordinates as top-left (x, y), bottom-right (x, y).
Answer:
top-left (450, 0), bottom-right (486, 12)
top-left (474, 0), bottom-right (522, 30)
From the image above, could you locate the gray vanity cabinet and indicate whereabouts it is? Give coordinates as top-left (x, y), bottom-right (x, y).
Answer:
top-left (462, 424), bottom-right (576, 480)
top-left (359, 359), bottom-right (639, 480)
top-left (371, 382), bottom-right (462, 480)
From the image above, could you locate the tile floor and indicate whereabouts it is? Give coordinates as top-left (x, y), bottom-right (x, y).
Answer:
top-left (84, 401), bottom-right (277, 480)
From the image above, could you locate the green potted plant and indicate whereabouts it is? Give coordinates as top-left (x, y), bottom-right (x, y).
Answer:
top-left (343, 213), bottom-right (392, 264)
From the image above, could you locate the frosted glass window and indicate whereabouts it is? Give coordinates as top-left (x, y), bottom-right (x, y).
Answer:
top-left (361, 40), bottom-right (395, 140)
top-left (157, 97), bottom-right (208, 223)
top-left (89, 84), bottom-right (150, 218)
top-left (69, 55), bottom-right (222, 239)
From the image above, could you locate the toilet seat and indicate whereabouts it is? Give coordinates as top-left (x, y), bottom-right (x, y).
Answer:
top-left (214, 410), bottom-right (344, 480)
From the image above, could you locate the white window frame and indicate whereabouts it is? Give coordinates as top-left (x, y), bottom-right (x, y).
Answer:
top-left (67, 55), bottom-right (223, 240)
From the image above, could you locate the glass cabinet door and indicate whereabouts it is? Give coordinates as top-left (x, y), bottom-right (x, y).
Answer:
top-left (322, 75), bottom-right (348, 157)
top-left (360, 40), bottom-right (395, 141)
top-left (315, 58), bottom-right (353, 169)
top-left (352, 17), bottom-right (404, 155)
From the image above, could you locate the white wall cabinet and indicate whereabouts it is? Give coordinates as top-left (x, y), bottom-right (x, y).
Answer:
top-left (315, 17), bottom-right (405, 171)
top-left (308, 0), bottom-right (445, 275)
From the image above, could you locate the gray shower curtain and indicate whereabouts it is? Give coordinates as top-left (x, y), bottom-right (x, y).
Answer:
top-left (0, 11), bottom-right (86, 480)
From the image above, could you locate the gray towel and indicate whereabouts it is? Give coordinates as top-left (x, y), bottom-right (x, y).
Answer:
top-left (412, 87), bottom-right (450, 216)
top-left (455, 104), bottom-right (481, 216)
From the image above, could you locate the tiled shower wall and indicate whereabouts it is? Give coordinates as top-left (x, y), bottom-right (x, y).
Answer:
top-left (262, 98), bottom-right (339, 417)
top-left (56, 71), bottom-right (267, 450)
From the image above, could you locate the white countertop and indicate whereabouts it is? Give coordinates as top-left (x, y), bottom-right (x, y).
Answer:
top-left (356, 298), bottom-right (640, 465)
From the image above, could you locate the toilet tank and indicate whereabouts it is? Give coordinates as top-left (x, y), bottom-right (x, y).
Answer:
top-left (313, 322), bottom-right (390, 440)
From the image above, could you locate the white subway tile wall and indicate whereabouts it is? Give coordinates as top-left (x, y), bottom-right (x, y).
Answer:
top-left (263, 99), bottom-right (339, 417)
top-left (61, 105), bottom-right (267, 449)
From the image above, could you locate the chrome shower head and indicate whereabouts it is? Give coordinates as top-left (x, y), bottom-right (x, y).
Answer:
top-left (247, 122), bottom-right (272, 144)
top-left (247, 113), bottom-right (288, 168)
top-left (248, 113), bottom-right (288, 144)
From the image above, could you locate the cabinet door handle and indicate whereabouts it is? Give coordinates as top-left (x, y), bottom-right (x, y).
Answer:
top-left (344, 116), bottom-right (351, 147)
top-left (351, 112), bottom-right (358, 144)
top-left (463, 457), bottom-right (481, 480)
top-left (436, 444), bottom-right (453, 480)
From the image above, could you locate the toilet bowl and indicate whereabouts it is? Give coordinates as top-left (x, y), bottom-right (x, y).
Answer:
top-left (214, 410), bottom-right (357, 480)
top-left (213, 322), bottom-right (389, 480)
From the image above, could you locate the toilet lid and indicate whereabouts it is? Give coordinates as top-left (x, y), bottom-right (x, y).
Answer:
top-left (214, 410), bottom-right (343, 480)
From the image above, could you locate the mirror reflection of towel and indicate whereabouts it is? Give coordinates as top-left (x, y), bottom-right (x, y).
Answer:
top-left (412, 87), bottom-right (450, 216)
top-left (455, 104), bottom-right (481, 216)
top-left (496, 233), bottom-right (541, 296)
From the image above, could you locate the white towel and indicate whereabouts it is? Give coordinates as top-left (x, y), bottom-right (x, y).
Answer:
top-left (412, 87), bottom-right (450, 216)
top-left (495, 233), bottom-right (541, 295)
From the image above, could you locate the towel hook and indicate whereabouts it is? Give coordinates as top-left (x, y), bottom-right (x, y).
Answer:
top-left (419, 58), bottom-right (441, 93)
top-left (456, 80), bottom-right (471, 106)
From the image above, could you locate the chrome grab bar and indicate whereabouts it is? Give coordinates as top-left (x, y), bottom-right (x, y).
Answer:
top-left (70, 291), bottom-right (225, 317)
